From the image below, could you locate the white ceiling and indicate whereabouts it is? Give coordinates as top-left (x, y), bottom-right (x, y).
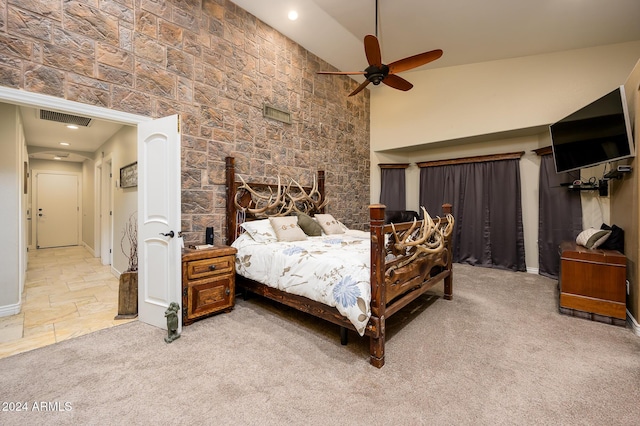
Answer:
top-left (21, 0), bottom-right (640, 163)
top-left (234, 0), bottom-right (640, 75)
top-left (22, 105), bottom-right (124, 163)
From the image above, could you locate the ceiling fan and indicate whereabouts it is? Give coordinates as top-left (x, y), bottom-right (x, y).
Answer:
top-left (317, 0), bottom-right (443, 97)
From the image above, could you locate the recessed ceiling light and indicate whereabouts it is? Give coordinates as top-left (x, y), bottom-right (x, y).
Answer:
top-left (66, 125), bottom-right (78, 129)
top-left (288, 10), bottom-right (298, 21)
top-left (53, 156), bottom-right (61, 160)
top-left (60, 142), bottom-right (70, 146)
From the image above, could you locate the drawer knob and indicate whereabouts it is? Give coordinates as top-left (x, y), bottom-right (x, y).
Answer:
top-left (225, 288), bottom-right (230, 295)
top-left (209, 265), bottom-right (216, 271)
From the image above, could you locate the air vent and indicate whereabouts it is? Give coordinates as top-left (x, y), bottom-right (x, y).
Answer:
top-left (263, 104), bottom-right (291, 124)
top-left (39, 109), bottom-right (92, 127)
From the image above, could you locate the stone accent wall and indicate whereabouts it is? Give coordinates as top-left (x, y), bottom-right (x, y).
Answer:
top-left (0, 0), bottom-right (370, 244)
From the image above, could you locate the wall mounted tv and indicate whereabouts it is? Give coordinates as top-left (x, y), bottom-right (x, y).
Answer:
top-left (550, 85), bottom-right (635, 174)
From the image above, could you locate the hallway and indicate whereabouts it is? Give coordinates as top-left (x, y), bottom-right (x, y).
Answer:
top-left (0, 246), bottom-right (135, 359)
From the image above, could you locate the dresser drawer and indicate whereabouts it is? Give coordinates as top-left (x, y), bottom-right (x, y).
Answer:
top-left (185, 255), bottom-right (234, 280)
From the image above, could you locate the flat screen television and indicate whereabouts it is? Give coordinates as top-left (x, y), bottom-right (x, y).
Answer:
top-left (550, 85), bottom-right (635, 173)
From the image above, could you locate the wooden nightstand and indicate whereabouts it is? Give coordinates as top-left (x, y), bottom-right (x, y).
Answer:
top-left (181, 246), bottom-right (237, 325)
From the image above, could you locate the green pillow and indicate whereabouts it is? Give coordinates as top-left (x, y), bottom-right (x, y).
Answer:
top-left (294, 212), bottom-right (323, 236)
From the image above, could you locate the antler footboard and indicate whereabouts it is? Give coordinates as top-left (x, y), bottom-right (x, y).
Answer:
top-left (367, 203), bottom-right (454, 367)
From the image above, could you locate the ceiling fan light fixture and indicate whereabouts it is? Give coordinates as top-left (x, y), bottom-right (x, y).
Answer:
top-left (315, 0), bottom-right (442, 96)
top-left (364, 64), bottom-right (389, 85)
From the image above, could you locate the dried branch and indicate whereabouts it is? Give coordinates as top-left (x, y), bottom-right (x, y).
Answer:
top-left (121, 211), bottom-right (138, 272)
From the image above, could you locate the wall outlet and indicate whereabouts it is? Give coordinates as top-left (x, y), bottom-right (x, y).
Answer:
top-left (626, 280), bottom-right (630, 295)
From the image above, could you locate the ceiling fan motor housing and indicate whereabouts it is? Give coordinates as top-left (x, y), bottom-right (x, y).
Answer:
top-left (365, 64), bottom-right (389, 85)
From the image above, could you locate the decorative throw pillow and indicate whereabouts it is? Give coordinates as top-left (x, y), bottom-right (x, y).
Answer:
top-left (315, 213), bottom-right (345, 235)
top-left (576, 228), bottom-right (611, 249)
top-left (599, 223), bottom-right (624, 253)
top-left (240, 219), bottom-right (277, 243)
top-left (294, 212), bottom-right (323, 236)
top-left (269, 216), bottom-right (307, 242)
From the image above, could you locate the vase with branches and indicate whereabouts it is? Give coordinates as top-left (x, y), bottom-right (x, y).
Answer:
top-left (121, 211), bottom-right (138, 272)
top-left (116, 211), bottom-right (138, 319)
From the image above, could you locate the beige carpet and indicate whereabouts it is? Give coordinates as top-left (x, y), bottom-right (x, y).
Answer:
top-left (2, 264), bottom-right (639, 425)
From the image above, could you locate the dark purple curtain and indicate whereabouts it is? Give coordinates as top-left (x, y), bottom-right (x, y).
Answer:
top-left (420, 158), bottom-right (526, 272)
top-left (380, 168), bottom-right (406, 211)
top-left (538, 154), bottom-right (582, 279)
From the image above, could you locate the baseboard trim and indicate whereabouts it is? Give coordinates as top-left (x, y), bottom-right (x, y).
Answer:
top-left (627, 310), bottom-right (640, 336)
top-left (82, 242), bottom-right (96, 257)
top-left (0, 302), bottom-right (21, 318)
top-left (111, 266), bottom-right (122, 279)
top-left (526, 267), bottom-right (539, 275)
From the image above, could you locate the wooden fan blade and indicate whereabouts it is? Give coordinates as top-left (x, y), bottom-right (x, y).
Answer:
top-left (364, 35), bottom-right (382, 67)
top-left (388, 49), bottom-right (443, 75)
top-left (348, 79), bottom-right (371, 97)
top-left (382, 74), bottom-right (413, 91)
top-left (317, 71), bottom-right (367, 75)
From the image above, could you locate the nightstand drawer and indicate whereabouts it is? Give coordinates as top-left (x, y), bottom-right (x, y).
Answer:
top-left (186, 255), bottom-right (234, 280)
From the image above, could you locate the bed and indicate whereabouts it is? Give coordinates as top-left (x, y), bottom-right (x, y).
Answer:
top-left (224, 157), bottom-right (454, 367)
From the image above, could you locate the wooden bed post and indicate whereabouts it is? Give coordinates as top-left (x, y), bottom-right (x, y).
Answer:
top-left (225, 157), bottom-right (235, 246)
top-left (442, 203), bottom-right (453, 300)
top-left (317, 170), bottom-right (325, 214)
top-left (369, 203), bottom-right (386, 368)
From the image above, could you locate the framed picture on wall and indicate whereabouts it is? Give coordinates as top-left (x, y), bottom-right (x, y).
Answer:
top-left (120, 162), bottom-right (137, 188)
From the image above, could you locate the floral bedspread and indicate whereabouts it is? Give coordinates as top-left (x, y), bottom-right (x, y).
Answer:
top-left (231, 230), bottom-right (372, 335)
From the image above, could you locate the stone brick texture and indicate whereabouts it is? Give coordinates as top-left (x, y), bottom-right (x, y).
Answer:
top-left (0, 0), bottom-right (370, 245)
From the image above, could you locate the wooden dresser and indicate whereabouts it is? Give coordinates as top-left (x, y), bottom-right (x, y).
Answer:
top-left (181, 246), bottom-right (237, 325)
top-left (559, 241), bottom-right (627, 325)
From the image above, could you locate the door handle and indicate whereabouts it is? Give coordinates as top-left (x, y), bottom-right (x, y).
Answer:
top-left (159, 231), bottom-right (175, 238)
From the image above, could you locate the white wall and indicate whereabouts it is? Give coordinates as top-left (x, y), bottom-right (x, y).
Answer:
top-left (370, 40), bottom-right (640, 152)
top-left (370, 41), bottom-right (640, 271)
top-left (0, 103), bottom-right (27, 315)
top-left (82, 159), bottom-right (95, 253)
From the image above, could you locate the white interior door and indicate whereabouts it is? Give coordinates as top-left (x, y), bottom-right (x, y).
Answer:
top-left (36, 172), bottom-right (79, 248)
top-left (137, 115), bottom-right (181, 330)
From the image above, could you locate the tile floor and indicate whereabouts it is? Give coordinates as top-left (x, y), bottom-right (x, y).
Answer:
top-left (0, 246), bottom-right (135, 359)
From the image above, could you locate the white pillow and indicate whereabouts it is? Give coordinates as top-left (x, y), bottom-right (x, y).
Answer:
top-left (240, 219), bottom-right (277, 243)
top-left (314, 213), bottom-right (345, 235)
top-left (269, 216), bottom-right (307, 242)
top-left (576, 228), bottom-right (611, 249)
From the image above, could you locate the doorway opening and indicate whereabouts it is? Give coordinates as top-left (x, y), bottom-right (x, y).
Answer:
top-left (0, 87), bottom-right (150, 357)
